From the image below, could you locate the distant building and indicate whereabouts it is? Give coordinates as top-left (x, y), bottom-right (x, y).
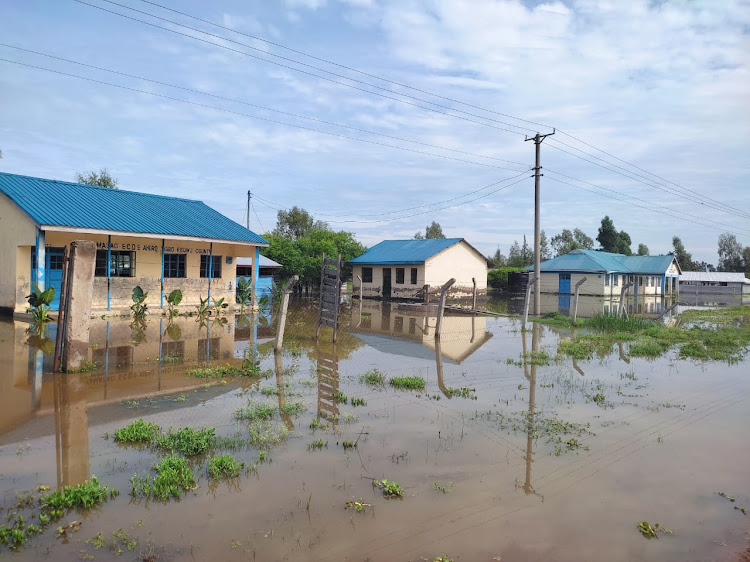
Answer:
top-left (531, 249), bottom-right (682, 296)
top-left (679, 271), bottom-right (750, 296)
top-left (236, 255), bottom-right (283, 300)
top-left (0, 172), bottom-right (267, 316)
top-left (349, 238), bottom-right (487, 300)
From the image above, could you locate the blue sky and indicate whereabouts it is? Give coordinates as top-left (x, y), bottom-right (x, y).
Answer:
top-left (1, 0), bottom-right (749, 265)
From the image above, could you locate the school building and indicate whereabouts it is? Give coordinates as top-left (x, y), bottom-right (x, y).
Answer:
top-left (0, 172), bottom-right (268, 316)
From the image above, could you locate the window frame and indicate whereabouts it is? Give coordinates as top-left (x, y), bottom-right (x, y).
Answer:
top-left (200, 255), bottom-right (222, 279)
top-left (395, 267), bottom-right (405, 284)
top-left (410, 267), bottom-right (418, 285)
top-left (163, 253), bottom-right (186, 279)
top-left (95, 249), bottom-right (135, 277)
top-left (362, 267), bottom-right (373, 283)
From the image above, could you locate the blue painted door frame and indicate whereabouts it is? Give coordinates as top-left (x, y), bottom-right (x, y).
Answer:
top-left (31, 245), bottom-right (65, 310)
top-left (558, 273), bottom-right (571, 294)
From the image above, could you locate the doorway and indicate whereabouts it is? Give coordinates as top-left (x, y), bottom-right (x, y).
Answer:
top-left (382, 268), bottom-right (392, 299)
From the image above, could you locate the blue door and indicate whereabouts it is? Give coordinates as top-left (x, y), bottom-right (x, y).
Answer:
top-left (558, 273), bottom-right (571, 295)
top-left (46, 248), bottom-right (65, 310)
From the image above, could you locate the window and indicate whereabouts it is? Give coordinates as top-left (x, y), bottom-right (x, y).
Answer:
top-left (95, 250), bottom-right (135, 277)
top-left (604, 274), bottom-right (610, 287)
top-left (163, 253), bottom-right (186, 278)
top-left (198, 337), bottom-right (220, 361)
top-left (49, 253), bottom-right (64, 270)
top-left (200, 255), bottom-right (222, 278)
top-left (362, 267), bottom-right (373, 283)
top-left (613, 274), bottom-right (619, 286)
top-left (560, 273), bottom-right (571, 280)
top-left (411, 268), bottom-right (417, 285)
top-left (396, 268), bottom-right (405, 284)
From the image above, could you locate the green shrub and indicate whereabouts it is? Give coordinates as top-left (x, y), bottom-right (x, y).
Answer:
top-left (488, 267), bottom-right (525, 289)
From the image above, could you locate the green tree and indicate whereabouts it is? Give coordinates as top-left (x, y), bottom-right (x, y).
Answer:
top-left (425, 221), bottom-right (445, 239)
top-left (413, 231), bottom-right (424, 240)
top-left (507, 237), bottom-right (533, 268)
top-left (637, 243), bottom-right (649, 256)
top-left (540, 230), bottom-right (551, 260)
top-left (551, 228), bottom-right (594, 257)
top-left (75, 168), bottom-right (118, 189)
top-left (717, 233), bottom-right (744, 271)
top-left (671, 236), bottom-right (694, 270)
top-left (487, 247), bottom-right (506, 268)
top-left (597, 216), bottom-right (619, 252)
top-left (743, 246), bottom-right (750, 272)
top-left (273, 206), bottom-right (328, 240)
top-left (615, 230), bottom-right (632, 255)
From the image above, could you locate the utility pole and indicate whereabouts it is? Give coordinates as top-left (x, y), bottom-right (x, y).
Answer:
top-left (246, 190), bottom-right (251, 230)
top-left (525, 129), bottom-right (555, 316)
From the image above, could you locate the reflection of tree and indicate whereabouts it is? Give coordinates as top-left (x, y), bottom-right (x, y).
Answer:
top-left (130, 319), bottom-right (148, 346)
top-left (27, 332), bottom-right (55, 355)
top-left (165, 322), bottom-right (182, 342)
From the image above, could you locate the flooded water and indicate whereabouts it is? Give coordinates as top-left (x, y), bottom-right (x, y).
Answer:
top-left (1, 297), bottom-right (748, 561)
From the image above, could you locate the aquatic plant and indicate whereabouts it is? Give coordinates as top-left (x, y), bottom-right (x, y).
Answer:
top-left (389, 376), bottom-right (426, 390)
top-left (207, 454), bottom-right (244, 479)
top-left (248, 420), bottom-right (289, 450)
top-left (280, 401), bottom-right (306, 416)
top-left (130, 455), bottom-right (196, 501)
top-left (443, 387), bottom-right (476, 399)
top-left (433, 482), bottom-right (453, 494)
top-left (235, 403), bottom-right (277, 421)
top-left (373, 478), bottom-right (404, 498)
top-left (637, 521), bottom-right (672, 539)
top-left (154, 427), bottom-right (216, 456)
top-left (187, 358), bottom-right (264, 379)
top-left (130, 286), bottom-right (148, 321)
top-left (166, 289), bottom-right (182, 319)
top-left (345, 500), bottom-right (372, 512)
top-left (25, 284), bottom-right (56, 325)
top-left (333, 391), bottom-right (348, 404)
top-left (360, 369), bottom-right (386, 386)
top-left (350, 397), bottom-right (367, 407)
top-left (114, 419), bottom-right (160, 443)
top-left (308, 439), bottom-right (327, 451)
top-left (41, 476), bottom-right (113, 519)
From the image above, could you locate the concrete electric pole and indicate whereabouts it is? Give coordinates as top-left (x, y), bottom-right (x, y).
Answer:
top-left (525, 129), bottom-right (555, 316)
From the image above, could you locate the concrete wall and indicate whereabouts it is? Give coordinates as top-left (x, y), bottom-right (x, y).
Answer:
top-left (0, 193), bottom-right (38, 314)
top-left (425, 241), bottom-right (488, 298)
top-left (42, 232), bottom-right (256, 314)
top-left (540, 272), bottom-right (665, 296)
top-left (352, 264), bottom-right (425, 299)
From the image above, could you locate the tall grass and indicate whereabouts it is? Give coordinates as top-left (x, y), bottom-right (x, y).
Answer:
top-left (582, 313), bottom-right (654, 332)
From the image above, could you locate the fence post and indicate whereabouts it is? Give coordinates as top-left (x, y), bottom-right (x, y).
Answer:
top-left (423, 284), bottom-right (430, 304)
top-left (274, 275), bottom-right (299, 352)
top-left (571, 277), bottom-right (587, 323)
top-left (435, 278), bottom-right (456, 338)
top-left (618, 282), bottom-right (634, 317)
top-left (472, 277), bottom-right (477, 309)
top-left (522, 275), bottom-right (537, 330)
top-left (53, 246), bottom-right (70, 374)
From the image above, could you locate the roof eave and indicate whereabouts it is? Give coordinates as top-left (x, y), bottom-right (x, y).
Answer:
top-left (40, 225), bottom-right (269, 247)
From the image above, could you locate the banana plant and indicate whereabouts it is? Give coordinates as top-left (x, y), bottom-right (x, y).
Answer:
top-left (236, 277), bottom-right (253, 312)
top-left (212, 297), bottom-right (229, 316)
top-left (166, 289), bottom-right (182, 319)
top-left (131, 286), bottom-right (148, 321)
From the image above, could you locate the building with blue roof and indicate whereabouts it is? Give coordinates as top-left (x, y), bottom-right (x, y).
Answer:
top-left (529, 249), bottom-right (682, 297)
top-left (349, 238), bottom-right (487, 300)
top-left (0, 171), bottom-right (268, 315)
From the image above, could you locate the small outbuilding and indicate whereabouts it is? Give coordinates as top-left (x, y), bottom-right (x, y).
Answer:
top-left (532, 249), bottom-right (682, 296)
top-left (0, 172), bottom-right (268, 315)
top-left (349, 238), bottom-right (487, 300)
top-left (679, 272), bottom-right (750, 296)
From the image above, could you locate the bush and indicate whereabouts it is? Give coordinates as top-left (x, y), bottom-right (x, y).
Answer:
top-left (488, 267), bottom-right (525, 289)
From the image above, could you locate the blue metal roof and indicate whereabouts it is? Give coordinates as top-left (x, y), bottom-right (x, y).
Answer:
top-left (528, 249), bottom-right (679, 274)
top-left (0, 172), bottom-right (268, 245)
top-left (349, 238), bottom-right (464, 265)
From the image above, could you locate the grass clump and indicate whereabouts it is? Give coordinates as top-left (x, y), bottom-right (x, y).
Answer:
top-left (525, 349), bottom-right (551, 366)
top-left (333, 391), bottom-right (348, 404)
top-left (235, 403), bottom-right (277, 421)
top-left (248, 420), bottom-right (289, 450)
top-left (130, 455), bottom-right (196, 500)
top-left (360, 369), bottom-right (386, 386)
top-left (308, 439), bottom-right (327, 451)
top-left (584, 313), bottom-right (654, 332)
top-left (113, 419), bottom-right (160, 443)
top-left (350, 397), bottom-right (367, 407)
top-left (154, 427), bottom-right (216, 456)
top-left (309, 418), bottom-right (330, 431)
top-left (187, 358), bottom-right (263, 379)
top-left (280, 401), bottom-right (306, 416)
top-left (390, 376), bottom-right (425, 390)
top-left (373, 478), bottom-right (404, 498)
top-left (40, 476), bottom-right (113, 521)
top-left (637, 520), bottom-right (673, 539)
top-left (207, 454), bottom-right (244, 479)
top-left (629, 337), bottom-right (667, 358)
top-left (444, 387), bottom-right (476, 399)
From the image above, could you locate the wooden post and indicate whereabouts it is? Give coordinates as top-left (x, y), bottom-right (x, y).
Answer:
top-left (357, 275), bottom-right (363, 301)
top-left (434, 278), bottom-right (456, 338)
top-left (316, 253), bottom-right (326, 340)
top-left (274, 275), bottom-right (298, 352)
top-left (522, 275), bottom-right (537, 330)
top-left (423, 284), bottom-right (430, 304)
top-left (53, 246), bottom-right (70, 374)
top-left (618, 282), bottom-right (634, 317)
top-left (472, 277), bottom-right (477, 309)
top-left (571, 277), bottom-right (587, 323)
top-left (316, 254), bottom-right (341, 342)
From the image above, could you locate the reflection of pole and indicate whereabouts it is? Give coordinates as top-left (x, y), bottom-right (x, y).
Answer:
top-left (435, 337), bottom-right (448, 398)
top-left (53, 246), bottom-right (70, 374)
top-left (571, 277), bottom-right (587, 323)
top-left (618, 282), bottom-right (634, 316)
top-left (524, 323), bottom-right (541, 496)
top-left (274, 275), bottom-right (298, 352)
top-left (54, 373), bottom-right (91, 487)
top-left (275, 351), bottom-right (294, 431)
top-left (522, 276), bottom-right (537, 330)
top-left (357, 275), bottom-right (363, 303)
top-left (435, 278), bottom-right (456, 338)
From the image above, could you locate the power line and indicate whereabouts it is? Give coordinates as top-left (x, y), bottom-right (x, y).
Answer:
top-left (0, 44), bottom-right (528, 169)
top-left (253, 170), bottom-right (531, 219)
top-left (250, 200), bottom-right (265, 233)
top-left (545, 168), bottom-right (750, 234)
top-left (545, 172), bottom-right (750, 236)
top-left (74, 0), bottom-right (535, 138)
top-left (131, 0), bottom-right (747, 219)
top-left (545, 143), bottom-right (750, 220)
top-left (135, 0), bottom-right (550, 131)
top-left (0, 58), bottom-right (524, 172)
top-left (548, 137), bottom-right (750, 219)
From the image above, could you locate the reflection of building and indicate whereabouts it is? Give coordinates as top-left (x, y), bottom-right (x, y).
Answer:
top-left (679, 272), bottom-right (750, 296)
top-left (531, 249), bottom-right (681, 297)
top-left (0, 172), bottom-right (267, 315)
top-left (351, 301), bottom-right (492, 363)
top-left (350, 238), bottom-right (487, 300)
top-left (537, 293), bottom-right (671, 318)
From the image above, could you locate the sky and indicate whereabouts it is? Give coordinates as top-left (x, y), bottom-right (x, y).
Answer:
top-left (1, 0), bottom-right (749, 265)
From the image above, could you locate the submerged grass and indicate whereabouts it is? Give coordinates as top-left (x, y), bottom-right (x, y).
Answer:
top-left (360, 369), bottom-right (386, 386)
top-left (130, 455), bottom-right (196, 501)
top-left (187, 358), bottom-right (263, 379)
top-left (154, 427), bottom-right (216, 456)
top-left (113, 419), bottom-right (160, 443)
top-left (235, 403), bottom-right (277, 421)
top-left (390, 376), bottom-right (426, 390)
top-left (207, 454), bottom-right (244, 479)
top-left (552, 308), bottom-right (750, 363)
top-left (248, 420), bottom-right (289, 450)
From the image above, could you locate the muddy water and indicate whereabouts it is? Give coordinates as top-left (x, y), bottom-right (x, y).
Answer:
top-left (1, 299), bottom-right (748, 561)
